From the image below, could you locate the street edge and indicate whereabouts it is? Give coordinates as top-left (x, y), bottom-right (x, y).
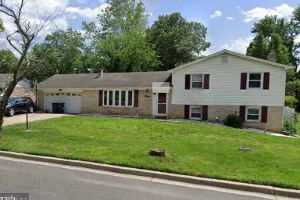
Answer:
top-left (0, 150), bottom-right (299, 198)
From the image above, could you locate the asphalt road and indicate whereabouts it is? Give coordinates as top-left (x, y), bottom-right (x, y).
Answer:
top-left (0, 157), bottom-right (271, 200)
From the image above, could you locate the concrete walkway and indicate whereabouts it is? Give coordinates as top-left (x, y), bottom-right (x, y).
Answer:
top-left (3, 113), bottom-right (68, 126)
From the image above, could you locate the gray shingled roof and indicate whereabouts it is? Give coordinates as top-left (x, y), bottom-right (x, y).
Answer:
top-left (38, 71), bottom-right (171, 89)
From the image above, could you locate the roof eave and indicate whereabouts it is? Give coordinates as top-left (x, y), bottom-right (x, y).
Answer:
top-left (169, 49), bottom-right (294, 73)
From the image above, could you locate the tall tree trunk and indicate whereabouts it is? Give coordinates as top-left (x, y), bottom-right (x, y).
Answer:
top-left (0, 115), bottom-right (4, 138)
top-left (0, 81), bottom-right (17, 138)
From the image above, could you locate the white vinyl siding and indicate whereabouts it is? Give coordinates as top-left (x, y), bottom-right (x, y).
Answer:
top-left (172, 55), bottom-right (285, 106)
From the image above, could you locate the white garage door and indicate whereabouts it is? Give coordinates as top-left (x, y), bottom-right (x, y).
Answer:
top-left (45, 92), bottom-right (82, 114)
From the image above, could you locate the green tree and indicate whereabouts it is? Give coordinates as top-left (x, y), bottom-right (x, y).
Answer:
top-left (247, 15), bottom-right (298, 66)
top-left (147, 12), bottom-right (210, 71)
top-left (293, 5), bottom-right (300, 26)
top-left (31, 28), bottom-right (86, 82)
top-left (292, 5), bottom-right (300, 65)
top-left (0, 50), bottom-right (18, 73)
top-left (84, 0), bottom-right (159, 72)
top-left (246, 31), bottom-right (268, 59)
top-left (269, 33), bottom-right (290, 65)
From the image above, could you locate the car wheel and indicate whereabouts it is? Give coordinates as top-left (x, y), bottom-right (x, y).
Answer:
top-left (29, 106), bottom-right (34, 113)
top-left (8, 108), bottom-right (15, 116)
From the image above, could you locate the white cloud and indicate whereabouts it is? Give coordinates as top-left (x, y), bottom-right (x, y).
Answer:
top-left (221, 37), bottom-right (254, 54)
top-left (0, 0), bottom-right (69, 54)
top-left (226, 16), bottom-right (234, 20)
top-left (202, 49), bottom-right (211, 56)
top-left (295, 35), bottom-right (300, 44)
top-left (66, 3), bottom-right (109, 20)
top-left (241, 3), bottom-right (294, 23)
top-left (209, 10), bottom-right (222, 19)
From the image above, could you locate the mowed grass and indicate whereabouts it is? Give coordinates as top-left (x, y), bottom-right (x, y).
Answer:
top-left (1, 116), bottom-right (300, 189)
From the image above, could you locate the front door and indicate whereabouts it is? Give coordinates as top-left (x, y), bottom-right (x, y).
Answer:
top-left (156, 93), bottom-right (167, 115)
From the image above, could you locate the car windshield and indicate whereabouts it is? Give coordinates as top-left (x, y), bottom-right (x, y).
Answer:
top-left (8, 97), bottom-right (18, 104)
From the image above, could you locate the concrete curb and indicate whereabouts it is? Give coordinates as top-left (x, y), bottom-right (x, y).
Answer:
top-left (0, 151), bottom-right (299, 198)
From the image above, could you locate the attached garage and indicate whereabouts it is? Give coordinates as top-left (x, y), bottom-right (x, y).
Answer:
top-left (45, 92), bottom-right (82, 114)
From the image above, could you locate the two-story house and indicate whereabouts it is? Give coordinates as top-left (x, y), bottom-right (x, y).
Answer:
top-left (37, 50), bottom-right (291, 132)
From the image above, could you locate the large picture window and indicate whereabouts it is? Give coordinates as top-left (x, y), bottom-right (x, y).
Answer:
top-left (103, 90), bottom-right (134, 107)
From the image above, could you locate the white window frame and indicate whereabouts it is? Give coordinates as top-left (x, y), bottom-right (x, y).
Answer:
top-left (246, 107), bottom-right (261, 122)
top-left (103, 90), bottom-right (134, 107)
top-left (190, 106), bottom-right (202, 120)
top-left (190, 74), bottom-right (203, 89)
top-left (247, 73), bottom-right (263, 89)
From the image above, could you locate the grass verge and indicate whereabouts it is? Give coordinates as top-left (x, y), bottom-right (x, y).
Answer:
top-left (1, 116), bottom-right (300, 189)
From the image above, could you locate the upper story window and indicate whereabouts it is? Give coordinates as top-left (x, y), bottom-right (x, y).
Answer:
top-left (248, 73), bottom-right (262, 88)
top-left (191, 74), bottom-right (203, 89)
top-left (103, 90), bottom-right (133, 107)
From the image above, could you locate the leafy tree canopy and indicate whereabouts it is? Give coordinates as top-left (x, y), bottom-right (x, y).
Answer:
top-left (83, 0), bottom-right (159, 72)
top-left (147, 12), bottom-right (210, 71)
top-left (247, 14), bottom-right (299, 67)
top-left (0, 50), bottom-right (18, 73)
top-left (31, 28), bottom-right (86, 82)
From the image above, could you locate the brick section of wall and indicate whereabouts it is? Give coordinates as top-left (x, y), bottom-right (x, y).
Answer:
top-left (207, 105), bottom-right (283, 132)
top-left (168, 93), bottom-right (184, 119)
top-left (10, 88), bottom-right (36, 102)
top-left (29, 88), bottom-right (37, 103)
top-left (244, 106), bottom-right (283, 133)
top-left (208, 106), bottom-right (239, 122)
top-left (81, 90), bottom-right (153, 116)
top-left (37, 90), bottom-right (44, 110)
top-left (11, 88), bottom-right (26, 97)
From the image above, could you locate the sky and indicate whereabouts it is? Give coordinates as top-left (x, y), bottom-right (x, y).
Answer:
top-left (0, 0), bottom-right (299, 56)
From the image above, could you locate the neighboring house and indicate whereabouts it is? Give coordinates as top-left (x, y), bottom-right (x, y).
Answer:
top-left (0, 74), bottom-right (31, 97)
top-left (37, 50), bottom-right (292, 132)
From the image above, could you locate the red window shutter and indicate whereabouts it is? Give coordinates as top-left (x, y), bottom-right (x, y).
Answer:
top-left (261, 106), bottom-right (268, 123)
top-left (239, 106), bottom-right (246, 122)
top-left (184, 105), bottom-right (190, 119)
top-left (202, 105), bottom-right (208, 120)
top-left (240, 73), bottom-right (247, 90)
top-left (185, 74), bottom-right (190, 90)
top-left (134, 90), bottom-right (139, 107)
top-left (263, 73), bottom-right (270, 90)
top-left (204, 74), bottom-right (210, 89)
top-left (99, 90), bottom-right (103, 106)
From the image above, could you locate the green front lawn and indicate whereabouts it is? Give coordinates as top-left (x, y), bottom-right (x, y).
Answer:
top-left (1, 116), bottom-right (300, 189)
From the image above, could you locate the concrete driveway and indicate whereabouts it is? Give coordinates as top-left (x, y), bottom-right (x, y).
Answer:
top-left (3, 113), bottom-right (68, 126)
